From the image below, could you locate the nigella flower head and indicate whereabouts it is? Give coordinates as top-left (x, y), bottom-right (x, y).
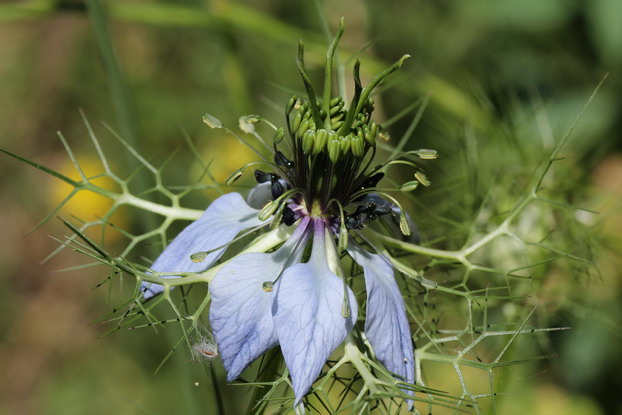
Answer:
top-left (143, 19), bottom-right (436, 407)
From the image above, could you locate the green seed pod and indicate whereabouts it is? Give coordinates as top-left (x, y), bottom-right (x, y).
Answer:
top-left (328, 138), bottom-right (341, 163)
top-left (339, 134), bottom-right (352, 155)
top-left (296, 118), bottom-right (310, 138)
top-left (414, 149), bottom-right (438, 160)
top-left (414, 170), bottom-right (431, 186)
top-left (351, 134), bottom-right (365, 158)
top-left (313, 129), bottom-right (329, 155)
top-left (285, 96), bottom-right (298, 115)
top-left (273, 127), bottom-right (285, 145)
top-left (400, 180), bottom-right (420, 192)
top-left (291, 111), bottom-right (303, 132)
top-left (302, 130), bottom-right (315, 154)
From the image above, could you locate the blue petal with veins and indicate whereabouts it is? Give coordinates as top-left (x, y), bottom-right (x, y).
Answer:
top-left (272, 219), bottom-right (358, 404)
top-left (143, 192), bottom-right (264, 298)
top-left (348, 241), bottom-right (415, 390)
top-left (209, 217), bottom-right (311, 380)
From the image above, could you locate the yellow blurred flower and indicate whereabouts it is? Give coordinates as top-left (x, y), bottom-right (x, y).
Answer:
top-left (48, 155), bottom-right (127, 243)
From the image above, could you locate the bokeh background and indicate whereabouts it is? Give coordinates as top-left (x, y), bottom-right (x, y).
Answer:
top-left (1, 0), bottom-right (621, 414)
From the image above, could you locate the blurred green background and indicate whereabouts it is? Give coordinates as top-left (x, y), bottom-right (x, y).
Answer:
top-left (1, 0), bottom-right (621, 414)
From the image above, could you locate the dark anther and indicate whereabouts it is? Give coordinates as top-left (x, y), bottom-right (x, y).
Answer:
top-left (360, 172), bottom-right (384, 190)
top-left (254, 170), bottom-right (272, 183)
top-left (282, 207), bottom-right (296, 226)
top-left (275, 151), bottom-right (294, 169)
top-left (344, 196), bottom-right (394, 230)
top-left (353, 172), bottom-right (385, 202)
top-left (271, 178), bottom-right (284, 199)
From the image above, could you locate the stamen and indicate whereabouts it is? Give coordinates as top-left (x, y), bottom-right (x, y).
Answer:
top-left (282, 207), bottom-right (296, 226)
top-left (414, 170), bottom-right (431, 187)
top-left (225, 161), bottom-right (291, 187)
top-left (400, 181), bottom-right (420, 192)
top-left (189, 222), bottom-right (270, 262)
top-left (326, 198), bottom-right (349, 252)
top-left (254, 170), bottom-right (272, 183)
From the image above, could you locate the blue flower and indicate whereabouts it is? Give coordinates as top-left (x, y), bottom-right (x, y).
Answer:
top-left (145, 192), bottom-right (414, 405)
top-left (141, 27), bottom-right (435, 406)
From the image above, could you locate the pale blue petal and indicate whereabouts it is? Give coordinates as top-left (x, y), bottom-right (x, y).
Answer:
top-left (273, 219), bottom-right (358, 404)
top-left (142, 193), bottom-right (263, 298)
top-left (209, 217), bottom-right (310, 381)
top-left (347, 242), bottom-right (415, 389)
top-left (246, 182), bottom-right (272, 209)
top-left (246, 179), bottom-right (289, 209)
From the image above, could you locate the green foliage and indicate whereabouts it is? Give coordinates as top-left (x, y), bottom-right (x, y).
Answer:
top-left (1, 1), bottom-right (619, 414)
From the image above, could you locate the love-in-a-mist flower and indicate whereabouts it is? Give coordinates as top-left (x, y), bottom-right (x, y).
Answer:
top-left (143, 21), bottom-right (436, 406)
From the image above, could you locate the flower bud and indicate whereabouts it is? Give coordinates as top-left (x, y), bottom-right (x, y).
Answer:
top-left (313, 129), bottom-right (329, 155)
top-left (369, 120), bottom-right (378, 138)
top-left (292, 111), bottom-right (303, 132)
top-left (351, 134), bottom-right (365, 158)
top-left (328, 138), bottom-right (341, 163)
top-left (272, 127), bottom-right (285, 145)
top-left (296, 118), bottom-right (310, 139)
top-left (339, 134), bottom-right (352, 155)
top-left (362, 124), bottom-right (375, 146)
top-left (302, 130), bottom-right (315, 154)
top-left (331, 111), bottom-right (345, 123)
top-left (330, 100), bottom-right (344, 115)
top-left (285, 95), bottom-right (298, 115)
